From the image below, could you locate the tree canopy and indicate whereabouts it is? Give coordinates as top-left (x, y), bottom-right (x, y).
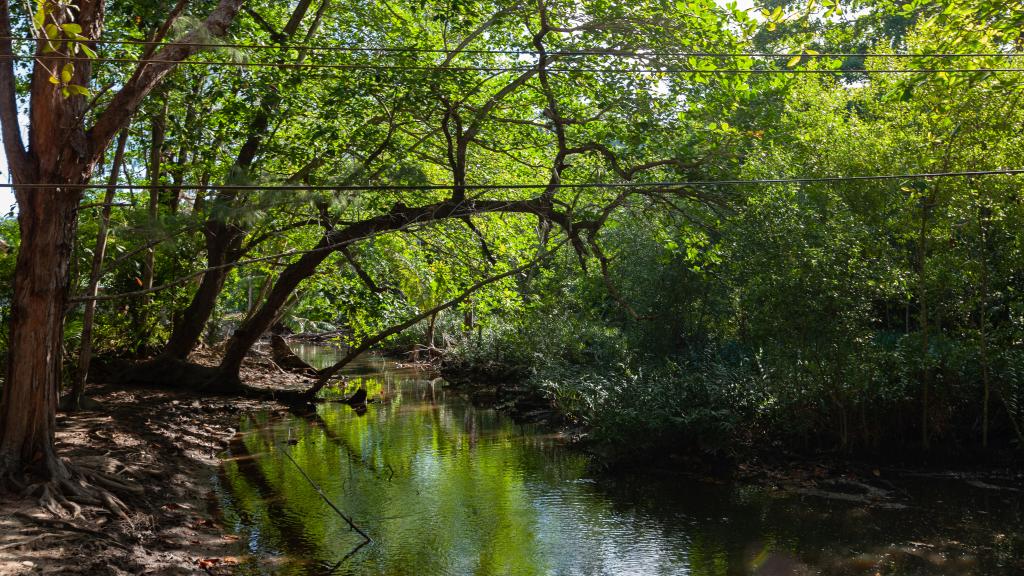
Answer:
top-left (0, 0), bottom-right (1021, 508)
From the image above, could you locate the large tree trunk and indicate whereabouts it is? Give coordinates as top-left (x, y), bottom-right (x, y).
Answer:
top-left (0, 0), bottom-right (245, 498)
top-left (0, 189), bottom-right (81, 480)
top-left (161, 221), bottom-right (244, 359)
top-left (0, 0), bottom-right (245, 493)
top-left (217, 236), bottom-right (334, 385)
top-left (0, 0), bottom-right (98, 480)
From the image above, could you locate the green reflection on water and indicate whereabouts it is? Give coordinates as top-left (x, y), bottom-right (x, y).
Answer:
top-left (216, 351), bottom-right (1023, 576)
top-left (219, 354), bottom-right (598, 575)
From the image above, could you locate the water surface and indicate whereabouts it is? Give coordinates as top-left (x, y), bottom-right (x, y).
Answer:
top-left (215, 347), bottom-right (1023, 575)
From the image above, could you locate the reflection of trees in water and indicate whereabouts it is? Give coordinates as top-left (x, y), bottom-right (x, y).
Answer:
top-left (596, 473), bottom-right (1016, 576)
top-left (221, 431), bottom-right (324, 560)
top-left (219, 357), bottom-right (1019, 576)
top-left (221, 373), bottom-right (556, 573)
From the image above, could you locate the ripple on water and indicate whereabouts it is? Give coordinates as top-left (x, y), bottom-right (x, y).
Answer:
top-left (216, 349), bottom-right (1024, 576)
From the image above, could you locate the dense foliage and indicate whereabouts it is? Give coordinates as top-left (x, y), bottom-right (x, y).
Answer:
top-left (0, 0), bottom-right (1021, 469)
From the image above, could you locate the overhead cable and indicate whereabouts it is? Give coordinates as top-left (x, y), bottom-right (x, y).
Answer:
top-left (4, 168), bottom-right (1022, 193)
top-left (4, 36), bottom-right (1022, 59)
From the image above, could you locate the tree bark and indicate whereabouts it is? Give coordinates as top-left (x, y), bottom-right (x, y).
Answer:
top-left (0, 0), bottom-right (101, 480)
top-left (215, 198), bottom-right (575, 387)
top-left (161, 221), bottom-right (244, 359)
top-left (0, 188), bottom-right (81, 481)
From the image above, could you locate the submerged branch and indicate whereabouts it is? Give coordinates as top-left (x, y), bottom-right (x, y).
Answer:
top-left (280, 448), bottom-right (371, 542)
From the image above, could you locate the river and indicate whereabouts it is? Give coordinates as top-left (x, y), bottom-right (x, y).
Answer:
top-left (214, 346), bottom-right (1022, 575)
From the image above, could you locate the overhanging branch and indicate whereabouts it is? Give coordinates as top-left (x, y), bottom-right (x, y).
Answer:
top-left (304, 238), bottom-right (568, 399)
top-left (88, 0), bottom-right (246, 163)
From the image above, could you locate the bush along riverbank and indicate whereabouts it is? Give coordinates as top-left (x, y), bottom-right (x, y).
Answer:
top-left (438, 325), bottom-right (1024, 474)
top-left (438, 344), bottom-right (1024, 527)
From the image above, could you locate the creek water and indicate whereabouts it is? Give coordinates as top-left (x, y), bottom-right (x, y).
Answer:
top-left (215, 345), bottom-right (1022, 575)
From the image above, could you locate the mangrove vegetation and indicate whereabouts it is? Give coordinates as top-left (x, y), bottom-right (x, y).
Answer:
top-left (0, 0), bottom-right (1021, 572)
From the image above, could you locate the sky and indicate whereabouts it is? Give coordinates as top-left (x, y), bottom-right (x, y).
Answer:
top-left (0, 108), bottom-right (20, 216)
top-left (0, 150), bottom-right (11, 216)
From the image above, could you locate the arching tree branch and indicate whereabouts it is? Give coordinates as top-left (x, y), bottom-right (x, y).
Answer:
top-left (88, 0), bottom-right (246, 162)
top-left (304, 239), bottom-right (566, 399)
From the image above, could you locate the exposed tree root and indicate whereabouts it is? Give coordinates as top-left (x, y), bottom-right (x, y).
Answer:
top-left (13, 512), bottom-right (130, 550)
top-left (7, 459), bottom-right (143, 521)
top-left (0, 470), bottom-right (27, 493)
top-left (74, 465), bottom-right (145, 497)
top-left (2, 385), bottom-right (259, 571)
top-left (0, 532), bottom-right (61, 551)
top-left (35, 482), bottom-right (82, 518)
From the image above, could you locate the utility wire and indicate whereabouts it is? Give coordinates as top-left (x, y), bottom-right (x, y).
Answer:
top-left (1, 54), bottom-right (1020, 74)
top-left (4, 36), bottom-right (1022, 59)
top-left (9, 168), bottom-right (1024, 193)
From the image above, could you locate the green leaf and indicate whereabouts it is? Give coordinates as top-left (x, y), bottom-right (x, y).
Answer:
top-left (33, 9), bottom-right (45, 30)
top-left (44, 23), bottom-right (58, 39)
top-left (61, 63), bottom-right (73, 83)
top-left (787, 54), bottom-right (802, 67)
top-left (48, 74), bottom-right (59, 85)
top-left (80, 43), bottom-right (97, 59)
top-left (67, 84), bottom-right (90, 97)
top-left (61, 23), bottom-right (82, 35)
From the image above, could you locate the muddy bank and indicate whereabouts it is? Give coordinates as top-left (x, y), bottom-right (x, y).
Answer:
top-left (0, 345), bottom-right (314, 576)
top-left (0, 385), bottom-right (273, 575)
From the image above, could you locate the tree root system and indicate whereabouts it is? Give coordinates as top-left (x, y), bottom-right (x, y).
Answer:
top-left (0, 383), bottom-right (278, 575)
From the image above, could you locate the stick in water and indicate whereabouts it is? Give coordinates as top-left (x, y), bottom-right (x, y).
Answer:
top-left (280, 447), bottom-right (372, 543)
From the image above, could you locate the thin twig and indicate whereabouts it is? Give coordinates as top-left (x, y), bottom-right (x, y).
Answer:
top-left (279, 448), bottom-right (371, 542)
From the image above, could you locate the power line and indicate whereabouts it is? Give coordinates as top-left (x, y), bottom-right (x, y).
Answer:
top-left (2, 54), bottom-right (1020, 74)
top-left (4, 36), bottom-right (1022, 59)
top-left (6, 168), bottom-right (1024, 193)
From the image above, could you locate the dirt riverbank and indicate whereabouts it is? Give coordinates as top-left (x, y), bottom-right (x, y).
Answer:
top-left (0, 348), bottom-right (316, 576)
